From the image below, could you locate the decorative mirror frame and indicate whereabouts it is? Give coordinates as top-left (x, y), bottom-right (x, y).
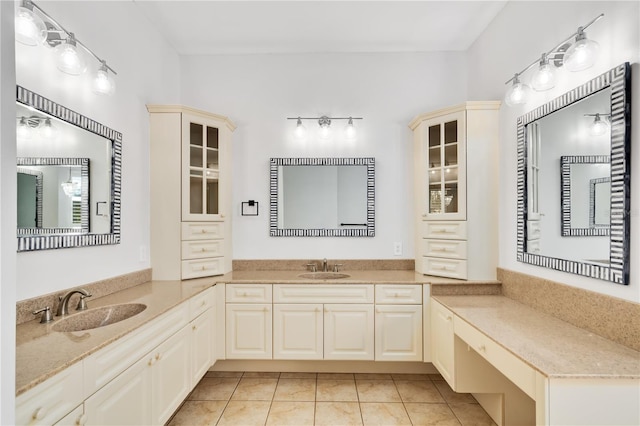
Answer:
top-left (590, 176), bottom-right (611, 228)
top-left (517, 62), bottom-right (631, 285)
top-left (560, 155), bottom-right (610, 237)
top-left (16, 86), bottom-right (122, 252)
top-left (269, 157), bottom-right (375, 237)
top-left (17, 157), bottom-right (90, 235)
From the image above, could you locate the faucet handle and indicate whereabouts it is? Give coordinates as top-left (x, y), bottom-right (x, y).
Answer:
top-left (33, 307), bottom-right (53, 324)
top-left (306, 263), bottom-right (317, 272)
top-left (77, 294), bottom-right (92, 311)
top-left (333, 264), bottom-right (344, 272)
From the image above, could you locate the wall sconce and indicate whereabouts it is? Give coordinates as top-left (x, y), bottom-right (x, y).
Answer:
top-left (16, 115), bottom-right (58, 141)
top-left (504, 13), bottom-right (603, 107)
top-left (15, 0), bottom-right (117, 95)
top-left (288, 116), bottom-right (363, 142)
top-left (585, 113), bottom-right (611, 136)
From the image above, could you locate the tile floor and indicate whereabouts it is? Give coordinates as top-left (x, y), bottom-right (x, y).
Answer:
top-left (167, 372), bottom-right (496, 426)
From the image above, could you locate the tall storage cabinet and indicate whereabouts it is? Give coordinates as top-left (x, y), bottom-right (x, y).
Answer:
top-left (409, 102), bottom-right (500, 280)
top-left (148, 105), bottom-right (235, 280)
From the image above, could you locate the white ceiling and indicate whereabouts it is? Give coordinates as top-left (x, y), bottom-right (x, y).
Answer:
top-left (133, 1), bottom-right (507, 55)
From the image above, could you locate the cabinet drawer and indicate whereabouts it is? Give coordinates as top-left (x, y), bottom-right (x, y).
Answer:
top-left (182, 240), bottom-right (223, 260)
top-left (421, 257), bottom-right (467, 279)
top-left (454, 316), bottom-right (536, 399)
top-left (84, 302), bottom-right (189, 395)
top-left (421, 221), bottom-right (467, 240)
top-left (273, 284), bottom-right (374, 304)
top-left (181, 222), bottom-right (224, 240)
top-left (375, 285), bottom-right (422, 304)
top-left (422, 239), bottom-right (467, 260)
top-left (226, 284), bottom-right (272, 303)
top-left (181, 257), bottom-right (225, 279)
top-left (190, 287), bottom-right (214, 320)
top-left (16, 362), bottom-right (84, 426)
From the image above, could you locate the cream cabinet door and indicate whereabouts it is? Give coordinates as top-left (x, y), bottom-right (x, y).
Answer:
top-left (273, 304), bottom-right (323, 360)
top-left (375, 305), bottom-right (423, 361)
top-left (323, 304), bottom-right (374, 360)
top-left (430, 300), bottom-right (456, 389)
top-left (152, 325), bottom-right (191, 425)
top-left (84, 355), bottom-right (152, 425)
top-left (226, 303), bottom-right (272, 359)
top-left (191, 309), bottom-right (214, 385)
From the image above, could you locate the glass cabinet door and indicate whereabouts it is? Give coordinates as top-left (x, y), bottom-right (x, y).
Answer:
top-left (424, 111), bottom-right (466, 220)
top-left (183, 113), bottom-right (224, 220)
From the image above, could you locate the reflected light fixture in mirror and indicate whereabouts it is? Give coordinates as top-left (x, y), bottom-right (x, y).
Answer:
top-left (504, 13), bottom-right (604, 106)
top-left (288, 116), bottom-right (362, 142)
top-left (16, 116), bottom-right (58, 141)
top-left (14, 0), bottom-right (117, 95)
top-left (586, 113), bottom-right (610, 136)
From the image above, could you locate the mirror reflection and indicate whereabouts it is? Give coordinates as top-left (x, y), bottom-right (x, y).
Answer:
top-left (270, 158), bottom-right (375, 237)
top-left (16, 86), bottom-right (122, 252)
top-left (17, 158), bottom-right (89, 233)
top-left (517, 63), bottom-right (631, 285)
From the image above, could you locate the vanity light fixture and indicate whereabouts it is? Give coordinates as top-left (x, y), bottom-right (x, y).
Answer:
top-left (60, 168), bottom-right (80, 198)
top-left (585, 113), bottom-right (610, 136)
top-left (38, 118), bottom-right (58, 140)
top-left (14, 0), bottom-right (117, 95)
top-left (504, 14), bottom-right (604, 106)
top-left (287, 116), bottom-right (363, 142)
top-left (16, 116), bottom-right (58, 141)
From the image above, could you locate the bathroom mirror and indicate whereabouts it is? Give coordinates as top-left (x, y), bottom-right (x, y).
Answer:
top-left (16, 86), bottom-right (122, 252)
top-left (17, 157), bottom-right (90, 234)
top-left (270, 157), bottom-right (375, 237)
top-left (517, 63), bottom-right (631, 284)
top-left (560, 155), bottom-right (610, 236)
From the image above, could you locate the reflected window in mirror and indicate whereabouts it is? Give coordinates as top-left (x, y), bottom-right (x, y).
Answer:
top-left (16, 86), bottom-right (121, 252)
top-left (517, 63), bottom-right (631, 285)
top-left (270, 158), bottom-right (375, 237)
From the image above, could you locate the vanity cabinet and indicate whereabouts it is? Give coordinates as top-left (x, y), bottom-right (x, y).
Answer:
top-left (429, 299), bottom-right (456, 387)
top-left (410, 102), bottom-right (500, 280)
top-left (374, 285), bottom-right (422, 361)
top-left (148, 105), bottom-right (235, 280)
top-left (225, 284), bottom-right (273, 359)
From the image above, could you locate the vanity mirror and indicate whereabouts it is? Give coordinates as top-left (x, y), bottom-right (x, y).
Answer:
top-left (270, 157), bottom-right (375, 237)
top-left (16, 86), bottom-right (121, 252)
top-left (517, 63), bottom-right (631, 284)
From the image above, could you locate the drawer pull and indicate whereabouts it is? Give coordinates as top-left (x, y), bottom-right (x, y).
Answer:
top-left (201, 229), bottom-right (207, 233)
top-left (156, 352), bottom-right (163, 361)
top-left (478, 344), bottom-right (486, 352)
top-left (192, 325), bottom-right (197, 331)
top-left (435, 228), bottom-right (451, 234)
top-left (201, 248), bottom-right (207, 252)
top-left (446, 315), bottom-right (452, 321)
top-left (148, 357), bottom-right (156, 366)
top-left (33, 407), bottom-right (47, 420)
top-left (315, 307), bottom-right (321, 312)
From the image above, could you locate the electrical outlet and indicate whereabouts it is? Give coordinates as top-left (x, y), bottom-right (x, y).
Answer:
top-left (393, 242), bottom-right (403, 256)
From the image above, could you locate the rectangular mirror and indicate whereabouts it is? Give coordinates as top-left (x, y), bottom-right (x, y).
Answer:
top-left (270, 158), bottom-right (375, 237)
top-left (517, 63), bottom-right (631, 284)
top-left (17, 157), bottom-right (90, 234)
top-left (16, 86), bottom-right (122, 252)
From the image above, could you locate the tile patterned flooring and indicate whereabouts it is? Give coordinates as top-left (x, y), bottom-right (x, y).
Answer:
top-left (167, 372), bottom-right (496, 425)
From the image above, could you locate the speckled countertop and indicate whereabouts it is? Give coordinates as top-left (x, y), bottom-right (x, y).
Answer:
top-left (17, 270), bottom-right (498, 396)
top-left (433, 295), bottom-right (640, 379)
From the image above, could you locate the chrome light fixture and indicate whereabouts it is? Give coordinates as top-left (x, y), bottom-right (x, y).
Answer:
top-left (287, 116), bottom-right (363, 142)
top-left (585, 113), bottom-right (610, 136)
top-left (16, 115), bottom-right (58, 141)
top-left (38, 118), bottom-right (58, 140)
top-left (60, 168), bottom-right (80, 198)
top-left (14, 0), bottom-right (117, 95)
top-left (504, 14), bottom-right (603, 107)
top-left (17, 117), bottom-right (33, 140)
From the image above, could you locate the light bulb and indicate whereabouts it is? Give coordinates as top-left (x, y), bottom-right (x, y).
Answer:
top-left (93, 61), bottom-right (116, 95)
top-left (505, 74), bottom-right (532, 107)
top-left (15, 0), bottom-right (47, 46)
top-left (588, 114), bottom-right (609, 136)
top-left (38, 118), bottom-right (58, 140)
top-left (55, 33), bottom-right (86, 75)
top-left (17, 117), bottom-right (33, 140)
top-left (531, 53), bottom-right (556, 91)
top-left (293, 118), bottom-right (307, 142)
top-left (318, 116), bottom-right (331, 140)
top-left (563, 28), bottom-right (599, 72)
top-left (344, 118), bottom-right (357, 141)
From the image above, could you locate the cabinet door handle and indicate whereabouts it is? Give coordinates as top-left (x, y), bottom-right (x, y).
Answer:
top-left (192, 325), bottom-right (197, 331)
top-left (220, 214), bottom-right (225, 219)
top-left (156, 352), bottom-right (163, 361)
top-left (376, 308), bottom-right (381, 313)
top-left (201, 248), bottom-right (207, 252)
top-left (324, 307), bottom-right (329, 313)
top-left (76, 413), bottom-right (87, 426)
top-left (148, 357), bottom-right (156, 366)
top-left (446, 315), bottom-right (452, 321)
top-left (315, 307), bottom-right (321, 312)
top-left (478, 344), bottom-right (486, 352)
top-left (201, 229), bottom-right (207, 233)
top-left (32, 407), bottom-right (47, 420)
top-left (201, 300), bottom-right (207, 307)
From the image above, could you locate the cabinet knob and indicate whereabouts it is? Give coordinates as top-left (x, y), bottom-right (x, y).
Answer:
top-left (324, 307), bottom-right (329, 313)
top-left (32, 407), bottom-right (47, 420)
top-left (201, 266), bottom-right (206, 271)
top-left (148, 357), bottom-right (156, 366)
top-left (315, 307), bottom-right (321, 312)
top-left (220, 214), bottom-right (225, 219)
top-left (192, 325), bottom-right (197, 331)
top-left (376, 308), bottom-right (381, 313)
top-left (263, 307), bottom-right (269, 312)
top-left (76, 414), bottom-right (87, 426)
top-left (156, 352), bottom-right (163, 361)
top-left (201, 229), bottom-right (207, 233)
top-left (478, 344), bottom-right (486, 352)
top-left (446, 315), bottom-right (452, 321)
top-left (393, 293), bottom-right (399, 297)
top-left (202, 248), bottom-right (207, 252)
top-left (201, 300), bottom-right (207, 307)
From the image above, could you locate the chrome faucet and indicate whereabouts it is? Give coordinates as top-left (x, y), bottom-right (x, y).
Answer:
top-left (322, 258), bottom-right (328, 272)
top-left (56, 288), bottom-right (92, 316)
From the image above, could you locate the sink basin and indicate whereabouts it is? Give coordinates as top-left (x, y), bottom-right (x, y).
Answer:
top-left (52, 303), bottom-right (147, 332)
top-left (298, 272), bottom-right (351, 280)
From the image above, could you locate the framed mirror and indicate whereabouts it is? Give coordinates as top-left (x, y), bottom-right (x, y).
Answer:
top-left (560, 155), bottom-right (610, 237)
top-left (270, 157), bottom-right (375, 237)
top-left (16, 86), bottom-right (122, 252)
top-left (17, 157), bottom-right (90, 234)
top-left (517, 63), bottom-right (631, 284)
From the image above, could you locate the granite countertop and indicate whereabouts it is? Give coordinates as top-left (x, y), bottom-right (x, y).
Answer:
top-left (433, 295), bottom-right (640, 379)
